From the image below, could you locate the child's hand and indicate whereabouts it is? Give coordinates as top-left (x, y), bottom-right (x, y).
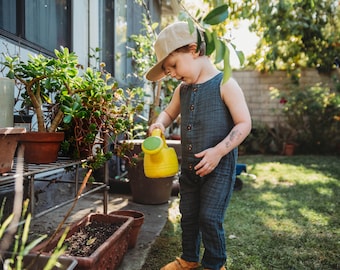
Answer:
top-left (149, 123), bottom-right (165, 135)
top-left (194, 148), bottom-right (222, 177)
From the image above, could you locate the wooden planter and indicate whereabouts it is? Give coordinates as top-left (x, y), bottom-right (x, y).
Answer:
top-left (19, 131), bottom-right (65, 164)
top-left (0, 127), bottom-right (26, 174)
top-left (31, 213), bottom-right (133, 270)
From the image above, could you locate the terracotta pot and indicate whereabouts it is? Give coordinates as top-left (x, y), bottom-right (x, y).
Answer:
top-left (3, 254), bottom-right (77, 270)
top-left (19, 132), bottom-right (65, 164)
top-left (109, 210), bottom-right (145, 249)
top-left (31, 213), bottom-right (133, 270)
top-left (0, 127), bottom-right (26, 174)
top-left (283, 143), bottom-right (295, 156)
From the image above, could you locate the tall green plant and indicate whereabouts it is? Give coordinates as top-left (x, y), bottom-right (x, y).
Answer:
top-left (270, 83), bottom-right (340, 153)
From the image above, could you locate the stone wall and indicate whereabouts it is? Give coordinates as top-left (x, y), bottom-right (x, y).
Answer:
top-left (232, 69), bottom-right (335, 127)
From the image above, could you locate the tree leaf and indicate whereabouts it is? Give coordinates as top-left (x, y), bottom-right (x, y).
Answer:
top-left (203, 4), bottom-right (229, 25)
top-left (196, 28), bottom-right (202, 53)
top-left (223, 46), bottom-right (232, 84)
top-left (187, 18), bottom-right (195, 34)
top-left (204, 30), bottom-right (215, 56)
top-left (213, 33), bottom-right (225, 64)
top-left (86, 237), bottom-right (97, 246)
top-left (236, 50), bottom-right (245, 66)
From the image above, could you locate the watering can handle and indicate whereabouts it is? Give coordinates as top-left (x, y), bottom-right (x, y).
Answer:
top-left (151, 128), bottom-right (166, 143)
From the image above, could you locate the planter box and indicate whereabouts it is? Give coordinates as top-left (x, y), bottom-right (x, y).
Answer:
top-left (3, 254), bottom-right (77, 270)
top-left (0, 127), bottom-right (26, 174)
top-left (31, 213), bottom-right (133, 270)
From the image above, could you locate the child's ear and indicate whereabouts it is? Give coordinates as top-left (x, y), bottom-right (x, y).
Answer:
top-left (188, 43), bottom-right (199, 56)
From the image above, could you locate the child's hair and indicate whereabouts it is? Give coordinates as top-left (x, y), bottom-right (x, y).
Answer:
top-left (175, 43), bottom-right (206, 56)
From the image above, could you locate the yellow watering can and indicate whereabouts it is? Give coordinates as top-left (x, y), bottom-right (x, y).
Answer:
top-left (142, 128), bottom-right (179, 178)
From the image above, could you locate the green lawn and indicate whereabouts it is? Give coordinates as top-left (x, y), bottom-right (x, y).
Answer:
top-left (141, 155), bottom-right (340, 270)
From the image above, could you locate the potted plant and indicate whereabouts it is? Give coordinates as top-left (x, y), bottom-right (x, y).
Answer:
top-left (1, 47), bottom-right (80, 163)
top-left (2, 47), bottom-right (131, 169)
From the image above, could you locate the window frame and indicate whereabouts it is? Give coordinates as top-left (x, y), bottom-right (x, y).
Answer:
top-left (0, 0), bottom-right (72, 56)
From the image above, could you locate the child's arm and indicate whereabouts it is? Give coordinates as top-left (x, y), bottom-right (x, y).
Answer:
top-left (195, 77), bottom-right (251, 177)
top-left (149, 85), bottom-right (181, 134)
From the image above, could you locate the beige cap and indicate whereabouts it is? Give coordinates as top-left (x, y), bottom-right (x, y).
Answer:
top-left (145, 21), bottom-right (198, 82)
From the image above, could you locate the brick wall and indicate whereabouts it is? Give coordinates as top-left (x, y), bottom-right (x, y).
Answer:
top-left (232, 69), bottom-right (335, 127)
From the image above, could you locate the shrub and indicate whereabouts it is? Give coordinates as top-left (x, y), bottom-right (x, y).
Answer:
top-left (270, 83), bottom-right (340, 154)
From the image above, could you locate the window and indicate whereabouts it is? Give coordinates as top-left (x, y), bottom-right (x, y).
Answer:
top-left (0, 0), bottom-right (16, 34)
top-left (100, 0), bottom-right (127, 85)
top-left (0, 0), bottom-right (71, 53)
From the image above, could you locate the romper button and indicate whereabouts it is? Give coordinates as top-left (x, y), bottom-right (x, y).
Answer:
top-left (188, 164), bottom-right (193, 170)
top-left (190, 105), bottom-right (194, 111)
top-left (187, 144), bottom-right (192, 151)
top-left (187, 125), bottom-right (192, 130)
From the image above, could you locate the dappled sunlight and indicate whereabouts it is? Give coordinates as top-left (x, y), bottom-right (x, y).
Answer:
top-left (316, 186), bottom-right (333, 197)
top-left (298, 207), bottom-right (329, 226)
top-left (168, 198), bottom-right (181, 225)
top-left (259, 215), bottom-right (302, 234)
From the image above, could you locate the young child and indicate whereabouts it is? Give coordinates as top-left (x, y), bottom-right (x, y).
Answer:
top-left (145, 21), bottom-right (252, 270)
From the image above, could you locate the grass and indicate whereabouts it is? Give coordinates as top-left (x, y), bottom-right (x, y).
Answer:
top-left (141, 155), bottom-right (340, 270)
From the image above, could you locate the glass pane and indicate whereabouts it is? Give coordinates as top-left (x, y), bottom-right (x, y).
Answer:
top-left (115, 0), bottom-right (127, 83)
top-left (100, 0), bottom-right (115, 75)
top-left (25, 0), bottom-right (70, 51)
top-left (0, 0), bottom-right (16, 34)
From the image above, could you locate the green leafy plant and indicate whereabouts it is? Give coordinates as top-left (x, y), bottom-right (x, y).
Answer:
top-left (1, 47), bottom-right (80, 133)
top-left (270, 83), bottom-right (340, 153)
top-left (1, 46), bottom-right (145, 169)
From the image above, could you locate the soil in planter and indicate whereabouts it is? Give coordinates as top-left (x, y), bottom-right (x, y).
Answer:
top-left (63, 221), bottom-right (123, 257)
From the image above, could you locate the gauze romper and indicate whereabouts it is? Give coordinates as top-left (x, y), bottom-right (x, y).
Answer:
top-left (179, 72), bottom-right (237, 269)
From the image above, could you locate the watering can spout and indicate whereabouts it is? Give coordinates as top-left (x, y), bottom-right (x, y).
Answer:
top-left (142, 129), bottom-right (179, 178)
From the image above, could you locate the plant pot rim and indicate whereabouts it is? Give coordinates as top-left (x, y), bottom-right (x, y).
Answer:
top-left (0, 127), bottom-right (26, 134)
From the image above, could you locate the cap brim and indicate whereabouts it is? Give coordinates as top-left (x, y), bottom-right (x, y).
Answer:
top-left (145, 60), bottom-right (166, 81)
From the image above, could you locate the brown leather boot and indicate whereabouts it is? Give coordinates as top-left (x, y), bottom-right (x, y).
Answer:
top-left (160, 257), bottom-right (200, 270)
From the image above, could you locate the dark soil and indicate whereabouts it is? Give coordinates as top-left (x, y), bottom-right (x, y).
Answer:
top-left (64, 221), bottom-right (122, 257)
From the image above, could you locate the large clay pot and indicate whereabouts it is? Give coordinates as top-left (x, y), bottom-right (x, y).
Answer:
top-left (31, 213), bottom-right (133, 270)
top-left (0, 127), bottom-right (26, 174)
top-left (19, 132), bottom-right (65, 164)
top-left (109, 209), bottom-right (145, 249)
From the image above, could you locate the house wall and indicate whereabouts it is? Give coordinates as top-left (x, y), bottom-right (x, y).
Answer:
top-left (232, 69), bottom-right (335, 128)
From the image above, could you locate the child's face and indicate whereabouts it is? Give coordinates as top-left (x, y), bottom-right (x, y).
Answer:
top-left (162, 50), bottom-right (200, 84)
